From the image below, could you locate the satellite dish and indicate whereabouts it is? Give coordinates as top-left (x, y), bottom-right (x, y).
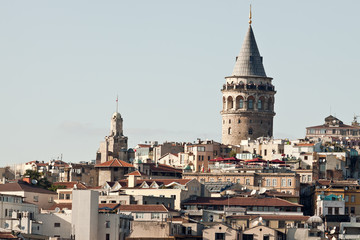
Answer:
top-left (31, 179), bottom-right (38, 185)
top-left (259, 188), bottom-right (267, 194)
top-left (250, 189), bottom-right (257, 195)
top-left (55, 207), bottom-right (60, 213)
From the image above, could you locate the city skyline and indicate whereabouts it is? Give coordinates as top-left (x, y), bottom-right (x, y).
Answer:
top-left (1, 1), bottom-right (360, 165)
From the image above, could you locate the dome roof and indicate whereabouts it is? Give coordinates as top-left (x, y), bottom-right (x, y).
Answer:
top-left (112, 112), bottom-right (121, 119)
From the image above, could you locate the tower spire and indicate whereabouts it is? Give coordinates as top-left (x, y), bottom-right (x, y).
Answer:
top-left (116, 95), bottom-right (119, 113)
top-left (249, 4), bottom-right (252, 25)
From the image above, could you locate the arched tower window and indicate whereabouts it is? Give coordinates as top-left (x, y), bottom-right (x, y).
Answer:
top-left (258, 97), bottom-right (265, 110)
top-left (268, 98), bottom-right (273, 111)
top-left (248, 128), bottom-right (253, 135)
top-left (247, 96), bottom-right (255, 110)
top-left (227, 96), bottom-right (234, 110)
top-left (223, 97), bottom-right (226, 110)
top-left (228, 127), bottom-right (232, 135)
top-left (236, 96), bottom-right (244, 109)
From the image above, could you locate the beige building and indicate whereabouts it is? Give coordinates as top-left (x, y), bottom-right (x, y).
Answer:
top-left (0, 181), bottom-right (57, 210)
top-left (183, 170), bottom-right (300, 196)
top-left (179, 140), bottom-right (231, 172)
top-left (96, 159), bottom-right (134, 185)
top-left (120, 178), bottom-right (210, 210)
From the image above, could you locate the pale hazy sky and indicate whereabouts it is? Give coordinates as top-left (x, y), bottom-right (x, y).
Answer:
top-left (1, 1), bottom-right (359, 165)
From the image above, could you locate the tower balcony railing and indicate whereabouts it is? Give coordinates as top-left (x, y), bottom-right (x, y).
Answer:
top-left (222, 83), bottom-right (275, 92)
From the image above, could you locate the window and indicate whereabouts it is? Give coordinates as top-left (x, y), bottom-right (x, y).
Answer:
top-left (243, 234), bottom-right (254, 240)
top-left (171, 195), bottom-right (176, 199)
top-left (229, 119), bottom-right (231, 124)
top-left (345, 196), bottom-right (349, 202)
top-left (281, 179), bottom-right (286, 187)
top-left (264, 149), bottom-right (267, 156)
top-left (266, 179), bottom-right (271, 186)
top-left (345, 207), bottom-right (349, 215)
top-left (335, 207), bottom-right (339, 215)
top-left (278, 221), bottom-right (285, 228)
top-left (351, 195), bottom-right (355, 203)
top-left (288, 179), bottom-right (292, 187)
top-left (54, 223), bottom-right (61, 227)
top-left (59, 193), bottom-right (64, 199)
top-left (248, 99), bottom-right (254, 109)
top-left (65, 194), bottom-right (71, 200)
top-left (328, 207), bottom-right (333, 215)
top-left (215, 233), bottom-right (225, 240)
top-left (246, 179), bottom-right (250, 185)
top-left (351, 207), bottom-right (355, 214)
top-left (238, 119), bottom-right (241, 124)
top-left (187, 227), bottom-right (192, 235)
top-left (33, 196), bottom-right (39, 202)
top-left (307, 175), bottom-right (312, 182)
top-left (4, 209), bottom-right (7, 217)
top-left (135, 213), bottom-right (144, 219)
top-left (248, 128), bottom-right (253, 135)
top-left (239, 99), bottom-right (244, 109)
top-left (151, 213), bottom-right (160, 219)
top-left (272, 179), bottom-right (277, 186)
top-left (106, 234), bottom-right (110, 240)
top-left (228, 127), bottom-right (232, 135)
top-left (257, 100), bottom-right (262, 110)
top-left (48, 197), bottom-right (53, 203)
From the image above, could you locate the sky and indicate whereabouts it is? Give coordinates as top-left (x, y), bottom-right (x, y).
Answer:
top-left (1, 1), bottom-right (360, 165)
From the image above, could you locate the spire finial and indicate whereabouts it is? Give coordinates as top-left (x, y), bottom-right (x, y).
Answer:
top-left (249, 4), bottom-right (252, 25)
top-left (116, 95), bottom-right (119, 113)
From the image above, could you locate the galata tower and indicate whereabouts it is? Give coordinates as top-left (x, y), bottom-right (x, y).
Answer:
top-left (221, 9), bottom-right (276, 145)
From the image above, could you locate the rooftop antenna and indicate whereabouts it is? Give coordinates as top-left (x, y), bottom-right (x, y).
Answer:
top-left (249, 4), bottom-right (252, 25)
top-left (116, 95), bottom-right (119, 113)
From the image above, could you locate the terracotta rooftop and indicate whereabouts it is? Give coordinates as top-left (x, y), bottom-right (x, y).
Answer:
top-left (48, 203), bottom-right (72, 210)
top-left (0, 182), bottom-right (56, 195)
top-left (0, 232), bottom-right (18, 239)
top-left (119, 204), bottom-right (171, 212)
top-left (95, 159), bottom-right (134, 168)
top-left (184, 197), bottom-right (302, 207)
top-left (149, 163), bottom-right (182, 173)
top-left (53, 181), bottom-right (88, 190)
top-left (125, 170), bottom-right (148, 177)
top-left (295, 143), bottom-right (314, 147)
top-left (136, 144), bottom-right (151, 148)
top-left (99, 203), bottom-right (121, 212)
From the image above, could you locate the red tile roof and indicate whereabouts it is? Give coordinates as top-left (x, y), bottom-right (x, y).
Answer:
top-left (99, 203), bottom-right (121, 212)
top-left (149, 164), bottom-right (182, 173)
top-left (184, 197), bottom-right (302, 207)
top-left (136, 144), bottom-right (151, 148)
top-left (95, 159), bottom-right (134, 168)
top-left (119, 204), bottom-right (170, 212)
top-left (53, 181), bottom-right (88, 189)
top-left (0, 182), bottom-right (56, 195)
top-left (125, 170), bottom-right (147, 177)
top-left (0, 232), bottom-right (18, 239)
top-left (295, 143), bottom-right (314, 147)
top-left (48, 203), bottom-right (72, 210)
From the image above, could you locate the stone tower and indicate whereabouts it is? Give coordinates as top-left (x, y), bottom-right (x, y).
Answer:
top-left (96, 109), bottom-right (129, 163)
top-left (221, 17), bottom-right (276, 145)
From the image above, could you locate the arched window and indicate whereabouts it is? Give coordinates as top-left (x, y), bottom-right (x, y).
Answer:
top-left (258, 97), bottom-right (265, 110)
top-left (228, 127), bottom-right (232, 135)
top-left (239, 98), bottom-right (244, 109)
top-left (227, 96), bottom-right (233, 110)
top-left (248, 99), bottom-right (254, 110)
top-left (248, 128), bottom-right (253, 135)
top-left (268, 98), bottom-right (273, 111)
top-left (236, 96), bottom-right (244, 109)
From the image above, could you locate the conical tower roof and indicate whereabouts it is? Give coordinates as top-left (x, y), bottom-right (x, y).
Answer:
top-left (232, 25), bottom-right (267, 77)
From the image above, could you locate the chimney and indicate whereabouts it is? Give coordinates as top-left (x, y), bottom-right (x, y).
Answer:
top-left (128, 175), bottom-right (136, 188)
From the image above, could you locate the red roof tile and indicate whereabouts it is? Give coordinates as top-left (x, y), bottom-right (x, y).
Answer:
top-left (0, 182), bottom-right (56, 195)
top-left (95, 159), bottom-right (134, 168)
top-left (0, 232), bottom-right (18, 239)
top-left (125, 170), bottom-right (147, 177)
top-left (119, 204), bottom-right (170, 212)
top-left (53, 181), bottom-right (88, 189)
